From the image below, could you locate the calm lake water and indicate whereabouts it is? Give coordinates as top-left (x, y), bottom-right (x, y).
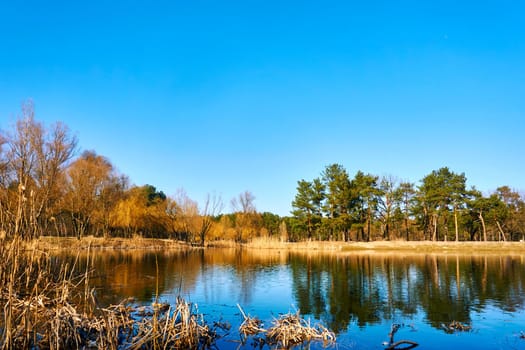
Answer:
top-left (56, 249), bottom-right (525, 349)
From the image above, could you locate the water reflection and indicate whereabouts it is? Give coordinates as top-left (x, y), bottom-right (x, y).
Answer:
top-left (293, 254), bottom-right (525, 331)
top-left (57, 249), bottom-right (525, 338)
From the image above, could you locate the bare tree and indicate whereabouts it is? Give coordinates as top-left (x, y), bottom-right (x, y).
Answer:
top-left (231, 190), bottom-right (256, 214)
top-left (198, 192), bottom-right (223, 246)
top-left (33, 121), bottom-right (77, 235)
top-left (171, 188), bottom-right (199, 242)
top-left (171, 189), bottom-right (223, 245)
top-left (231, 190), bottom-right (260, 242)
top-left (4, 101), bottom-right (77, 239)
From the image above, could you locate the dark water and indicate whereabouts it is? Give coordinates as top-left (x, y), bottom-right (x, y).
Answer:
top-left (57, 249), bottom-right (525, 349)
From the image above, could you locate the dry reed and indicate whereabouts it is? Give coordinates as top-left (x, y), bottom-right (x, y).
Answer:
top-left (266, 311), bottom-right (336, 348)
top-left (237, 304), bottom-right (336, 349)
top-left (129, 297), bottom-right (217, 350)
top-left (32, 235), bottom-right (190, 251)
top-left (237, 303), bottom-right (266, 339)
top-left (0, 237), bottom-right (218, 349)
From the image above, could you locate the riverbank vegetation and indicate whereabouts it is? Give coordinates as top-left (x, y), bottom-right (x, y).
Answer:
top-left (0, 236), bottom-right (221, 348)
top-left (1, 237), bottom-right (339, 349)
top-left (1, 102), bottom-right (524, 245)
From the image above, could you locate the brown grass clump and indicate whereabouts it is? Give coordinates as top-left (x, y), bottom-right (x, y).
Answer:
top-left (237, 304), bottom-right (266, 339)
top-left (130, 297), bottom-right (217, 350)
top-left (266, 311), bottom-right (336, 348)
top-left (237, 304), bottom-right (336, 349)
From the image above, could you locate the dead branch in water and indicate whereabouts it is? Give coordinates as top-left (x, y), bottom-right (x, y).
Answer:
top-left (385, 323), bottom-right (419, 350)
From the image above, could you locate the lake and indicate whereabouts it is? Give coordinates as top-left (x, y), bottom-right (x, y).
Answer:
top-left (56, 248), bottom-right (525, 349)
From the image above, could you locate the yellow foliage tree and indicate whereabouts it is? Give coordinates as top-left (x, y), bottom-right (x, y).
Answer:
top-left (110, 185), bottom-right (169, 237)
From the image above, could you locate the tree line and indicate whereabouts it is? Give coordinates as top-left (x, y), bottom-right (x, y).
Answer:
top-left (290, 164), bottom-right (525, 242)
top-left (1, 102), bottom-right (524, 243)
top-left (0, 102), bottom-right (282, 244)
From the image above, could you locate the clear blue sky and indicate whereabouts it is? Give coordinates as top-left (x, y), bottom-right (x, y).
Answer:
top-left (1, 1), bottom-right (524, 215)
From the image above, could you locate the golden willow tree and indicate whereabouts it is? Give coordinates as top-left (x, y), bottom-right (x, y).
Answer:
top-left (109, 185), bottom-right (170, 238)
top-left (60, 150), bottom-right (127, 238)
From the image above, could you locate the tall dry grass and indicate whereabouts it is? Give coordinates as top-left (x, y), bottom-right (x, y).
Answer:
top-left (0, 235), bottom-right (93, 348)
top-left (31, 235), bottom-right (190, 251)
top-left (244, 236), bottom-right (343, 251)
top-left (0, 236), bottom-right (219, 349)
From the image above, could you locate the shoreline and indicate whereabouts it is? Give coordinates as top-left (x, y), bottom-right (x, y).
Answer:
top-left (26, 236), bottom-right (525, 255)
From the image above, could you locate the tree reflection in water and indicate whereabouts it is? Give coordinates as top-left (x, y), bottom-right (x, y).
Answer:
top-left (290, 253), bottom-right (525, 332)
top-left (56, 249), bottom-right (525, 340)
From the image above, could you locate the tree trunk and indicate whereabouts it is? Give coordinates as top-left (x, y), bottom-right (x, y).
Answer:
top-left (432, 214), bottom-right (438, 241)
top-left (479, 211), bottom-right (487, 242)
top-left (404, 216), bottom-right (409, 241)
top-left (367, 218), bottom-right (371, 242)
top-left (496, 221), bottom-right (506, 242)
top-left (454, 207), bottom-right (459, 242)
top-left (306, 211), bottom-right (312, 240)
top-left (367, 207), bottom-right (372, 242)
top-left (443, 215), bottom-right (448, 242)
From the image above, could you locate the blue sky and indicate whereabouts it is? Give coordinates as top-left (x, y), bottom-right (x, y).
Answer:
top-left (1, 1), bottom-right (524, 215)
